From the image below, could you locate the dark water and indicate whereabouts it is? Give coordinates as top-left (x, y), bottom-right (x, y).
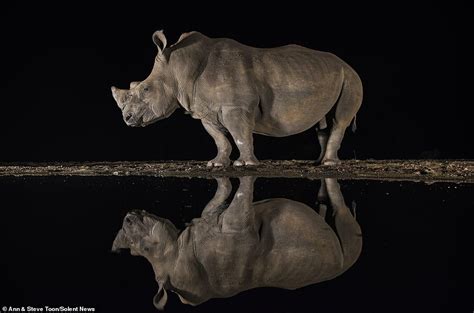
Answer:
top-left (0, 177), bottom-right (471, 313)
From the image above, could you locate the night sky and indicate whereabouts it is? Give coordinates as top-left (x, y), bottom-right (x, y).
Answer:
top-left (0, 2), bottom-right (468, 162)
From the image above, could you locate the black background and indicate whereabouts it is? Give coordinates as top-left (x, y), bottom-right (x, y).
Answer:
top-left (1, 4), bottom-right (471, 312)
top-left (0, 2), bottom-right (470, 162)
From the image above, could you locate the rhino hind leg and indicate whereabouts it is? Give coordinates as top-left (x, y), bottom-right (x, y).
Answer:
top-left (321, 124), bottom-right (345, 165)
top-left (315, 117), bottom-right (328, 164)
top-left (221, 106), bottom-right (259, 166)
top-left (321, 69), bottom-right (363, 166)
top-left (202, 120), bottom-right (232, 167)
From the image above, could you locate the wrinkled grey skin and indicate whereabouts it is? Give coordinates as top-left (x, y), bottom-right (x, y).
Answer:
top-left (111, 31), bottom-right (363, 166)
top-left (112, 177), bottom-right (362, 310)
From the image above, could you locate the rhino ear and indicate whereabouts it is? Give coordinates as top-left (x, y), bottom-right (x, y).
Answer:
top-left (153, 283), bottom-right (168, 311)
top-left (152, 30), bottom-right (167, 55)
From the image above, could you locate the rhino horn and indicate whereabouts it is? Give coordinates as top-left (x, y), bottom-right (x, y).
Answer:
top-left (111, 229), bottom-right (130, 252)
top-left (111, 86), bottom-right (127, 109)
top-left (129, 81), bottom-right (141, 89)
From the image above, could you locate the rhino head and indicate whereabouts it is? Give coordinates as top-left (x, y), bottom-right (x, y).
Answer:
top-left (111, 30), bottom-right (180, 127)
top-left (112, 209), bottom-right (179, 310)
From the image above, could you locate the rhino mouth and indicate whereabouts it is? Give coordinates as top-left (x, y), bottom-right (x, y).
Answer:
top-left (112, 210), bottom-right (160, 251)
top-left (126, 107), bottom-right (168, 127)
top-left (128, 116), bottom-right (165, 127)
top-left (141, 115), bottom-right (167, 126)
top-left (126, 115), bottom-right (143, 127)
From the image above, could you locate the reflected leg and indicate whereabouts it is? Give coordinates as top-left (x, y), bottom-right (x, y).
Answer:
top-left (221, 176), bottom-right (257, 233)
top-left (316, 178), bottom-right (328, 218)
top-left (202, 177), bottom-right (232, 216)
top-left (325, 178), bottom-right (362, 272)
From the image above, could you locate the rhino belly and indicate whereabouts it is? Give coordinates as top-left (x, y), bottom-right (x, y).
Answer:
top-left (253, 95), bottom-right (337, 137)
top-left (253, 199), bottom-right (344, 288)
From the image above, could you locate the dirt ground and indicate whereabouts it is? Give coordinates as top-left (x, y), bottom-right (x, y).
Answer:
top-left (0, 160), bottom-right (472, 183)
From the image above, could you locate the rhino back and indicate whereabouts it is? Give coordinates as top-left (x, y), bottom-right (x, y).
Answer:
top-left (193, 38), bottom-right (261, 110)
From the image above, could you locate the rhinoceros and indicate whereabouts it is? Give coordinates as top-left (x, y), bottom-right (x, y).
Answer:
top-left (112, 177), bottom-right (362, 310)
top-left (111, 31), bottom-right (363, 166)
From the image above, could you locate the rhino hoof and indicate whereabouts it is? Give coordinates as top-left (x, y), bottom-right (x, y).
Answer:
top-left (233, 159), bottom-right (259, 167)
top-left (322, 158), bottom-right (341, 166)
top-left (207, 158), bottom-right (230, 167)
top-left (207, 162), bottom-right (223, 167)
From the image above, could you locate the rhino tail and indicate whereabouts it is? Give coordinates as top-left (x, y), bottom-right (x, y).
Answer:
top-left (351, 114), bottom-right (357, 133)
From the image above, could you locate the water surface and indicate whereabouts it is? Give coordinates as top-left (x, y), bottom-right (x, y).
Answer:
top-left (0, 177), bottom-right (470, 312)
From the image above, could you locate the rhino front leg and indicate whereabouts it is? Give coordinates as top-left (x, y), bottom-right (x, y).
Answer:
top-left (221, 106), bottom-right (259, 166)
top-left (202, 120), bottom-right (232, 167)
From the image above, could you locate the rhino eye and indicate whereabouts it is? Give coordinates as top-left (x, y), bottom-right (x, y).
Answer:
top-left (143, 86), bottom-right (150, 92)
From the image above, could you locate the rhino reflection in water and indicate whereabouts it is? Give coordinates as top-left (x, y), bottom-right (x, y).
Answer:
top-left (112, 178), bottom-right (362, 310)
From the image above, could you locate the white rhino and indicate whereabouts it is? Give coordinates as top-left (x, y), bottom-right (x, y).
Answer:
top-left (111, 31), bottom-right (363, 166)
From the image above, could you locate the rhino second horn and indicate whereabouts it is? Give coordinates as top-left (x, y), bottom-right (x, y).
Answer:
top-left (111, 86), bottom-right (126, 109)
